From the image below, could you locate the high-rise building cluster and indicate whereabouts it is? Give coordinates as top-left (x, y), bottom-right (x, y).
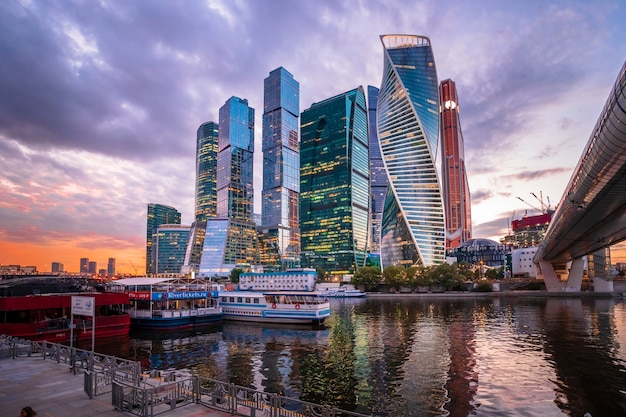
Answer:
top-left (146, 34), bottom-right (472, 278)
top-left (77, 257), bottom-right (116, 276)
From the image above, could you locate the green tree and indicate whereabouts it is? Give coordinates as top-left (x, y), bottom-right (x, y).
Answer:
top-left (230, 268), bottom-right (243, 284)
top-left (485, 268), bottom-right (500, 280)
top-left (429, 263), bottom-right (465, 290)
top-left (352, 266), bottom-right (382, 290)
top-left (456, 262), bottom-right (474, 280)
top-left (382, 266), bottom-right (405, 290)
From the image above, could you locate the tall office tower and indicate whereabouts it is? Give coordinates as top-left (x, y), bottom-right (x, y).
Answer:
top-left (440, 79), bottom-right (472, 250)
top-left (51, 262), bottom-right (64, 273)
top-left (367, 85), bottom-right (387, 266)
top-left (300, 86), bottom-right (370, 275)
top-left (146, 203), bottom-right (181, 274)
top-left (194, 121), bottom-right (219, 222)
top-left (182, 121), bottom-right (219, 275)
top-left (377, 34), bottom-right (445, 268)
top-left (88, 261), bottom-right (97, 274)
top-left (79, 258), bottom-right (89, 274)
top-left (107, 258), bottom-right (116, 276)
top-left (259, 67), bottom-right (300, 271)
top-left (199, 97), bottom-right (259, 276)
top-left (152, 224), bottom-right (191, 274)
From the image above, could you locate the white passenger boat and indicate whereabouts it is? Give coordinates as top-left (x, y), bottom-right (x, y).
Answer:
top-left (320, 287), bottom-right (366, 298)
top-left (218, 290), bottom-right (330, 325)
top-left (115, 277), bottom-right (223, 329)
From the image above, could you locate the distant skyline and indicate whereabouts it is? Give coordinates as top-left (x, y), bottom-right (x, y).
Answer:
top-left (1, 0), bottom-right (625, 273)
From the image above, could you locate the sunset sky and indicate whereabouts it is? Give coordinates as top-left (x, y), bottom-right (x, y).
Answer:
top-left (1, 0), bottom-right (625, 274)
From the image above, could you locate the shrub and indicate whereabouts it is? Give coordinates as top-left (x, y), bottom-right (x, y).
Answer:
top-left (472, 282), bottom-right (493, 292)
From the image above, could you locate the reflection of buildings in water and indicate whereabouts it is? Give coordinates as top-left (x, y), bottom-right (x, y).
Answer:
top-left (128, 329), bottom-right (221, 373)
top-left (356, 299), bottom-right (452, 416)
top-left (443, 307), bottom-right (477, 417)
top-left (541, 298), bottom-right (626, 416)
top-left (219, 323), bottom-right (331, 395)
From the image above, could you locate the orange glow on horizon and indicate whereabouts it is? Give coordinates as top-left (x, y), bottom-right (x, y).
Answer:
top-left (0, 240), bottom-right (145, 275)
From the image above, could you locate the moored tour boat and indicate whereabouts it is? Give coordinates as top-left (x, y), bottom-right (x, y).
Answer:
top-left (218, 289), bottom-right (330, 325)
top-left (115, 277), bottom-right (223, 329)
top-left (0, 277), bottom-right (130, 343)
top-left (320, 287), bottom-right (366, 298)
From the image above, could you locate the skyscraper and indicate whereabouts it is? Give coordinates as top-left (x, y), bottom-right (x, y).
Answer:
top-left (300, 86), bottom-right (370, 275)
top-left (199, 97), bottom-right (259, 276)
top-left (107, 258), bottom-right (116, 276)
top-left (440, 79), bottom-right (472, 249)
top-left (194, 121), bottom-right (219, 222)
top-left (146, 203), bottom-right (181, 275)
top-left (377, 34), bottom-right (445, 268)
top-left (79, 257), bottom-right (89, 274)
top-left (367, 85), bottom-right (387, 265)
top-left (182, 121), bottom-right (219, 275)
top-left (259, 67), bottom-right (300, 271)
top-left (152, 224), bottom-right (191, 274)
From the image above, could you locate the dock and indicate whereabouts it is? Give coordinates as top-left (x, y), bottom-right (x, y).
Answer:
top-left (0, 355), bottom-right (230, 417)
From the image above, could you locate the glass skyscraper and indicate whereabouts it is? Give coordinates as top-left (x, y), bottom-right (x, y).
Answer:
top-left (367, 85), bottom-right (387, 264)
top-left (440, 79), bottom-right (472, 249)
top-left (377, 34), bottom-right (445, 268)
top-left (152, 224), bottom-right (191, 274)
top-left (259, 67), bottom-right (300, 271)
top-left (199, 97), bottom-right (259, 276)
top-left (146, 203), bottom-right (181, 274)
top-left (300, 86), bottom-right (370, 275)
top-left (182, 121), bottom-right (219, 274)
top-left (194, 121), bottom-right (219, 222)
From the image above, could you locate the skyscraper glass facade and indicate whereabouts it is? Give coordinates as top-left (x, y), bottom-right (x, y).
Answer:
top-left (300, 86), bottom-right (370, 275)
top-left (146, 203), bottom-right (181, 274)
top-left (182, 121), bottom-right (219, 275)
top-left (198, 96), bottom-right (258, 276)
top-left (440, 79), bottom-right (472, 249)
top-left (260, 67), bottom-right (300, 271)
top-left (367, 85), bottom-right (387, 259)
top-left (217, 97), bottom-right (255, 221)
top-left (195, 121), bottom-right (219, 222)
top-left (152, 224), bottom-right (190, 274)
top-left (377, 34), bottom-right (445, 267)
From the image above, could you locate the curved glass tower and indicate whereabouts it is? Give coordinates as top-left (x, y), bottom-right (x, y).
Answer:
top-left (377, 35), bottom-right (445, 267)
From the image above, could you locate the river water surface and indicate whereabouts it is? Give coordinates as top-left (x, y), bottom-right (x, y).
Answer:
top-left (87, 296), bottom-right (626, 417)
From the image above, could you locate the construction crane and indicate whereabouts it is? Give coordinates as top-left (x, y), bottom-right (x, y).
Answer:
top-left (516, 196), bottom-right (543, 214)
top-left (518, 191), bottom-right (552, 215)
top-left (129, 259), bottom-right (138, 276)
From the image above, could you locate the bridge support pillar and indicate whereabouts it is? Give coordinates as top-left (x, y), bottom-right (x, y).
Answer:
top-left (537, 258), bottom-right (584, 292)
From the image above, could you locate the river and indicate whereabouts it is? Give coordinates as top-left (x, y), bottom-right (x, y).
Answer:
top-left (85, 295), bottom-right (626, 417)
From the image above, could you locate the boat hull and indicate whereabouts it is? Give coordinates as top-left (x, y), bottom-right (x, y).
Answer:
top-left (130, 312), bottom-right (223, 329)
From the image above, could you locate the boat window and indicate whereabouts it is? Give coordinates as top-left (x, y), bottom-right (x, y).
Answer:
top-left (245, 298), bottom-right (251, 303)
top-left (229, 297), bottom-right (235, 302)
top-left (237, 297), bottom-right (242, 303)
top-left (254, 299), bottom-right (260, 304)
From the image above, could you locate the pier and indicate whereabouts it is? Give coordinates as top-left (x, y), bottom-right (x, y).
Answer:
top-left (0, 336), bottom-right (369, 417)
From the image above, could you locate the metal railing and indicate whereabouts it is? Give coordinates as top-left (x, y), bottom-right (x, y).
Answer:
top-left (1, 335), bottom-right (370, 417)
top-left (113, 375), bottom-right (370, 417)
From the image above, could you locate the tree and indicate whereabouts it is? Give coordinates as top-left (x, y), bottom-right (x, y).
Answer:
top-left (230, 268), bottom-right (243, 284)
top-left (352, 266), bottom-right (382, 290)
top-left (382, 266), bottom-right (405, 290)
top-left (429, 263), bottom-right (465, 290)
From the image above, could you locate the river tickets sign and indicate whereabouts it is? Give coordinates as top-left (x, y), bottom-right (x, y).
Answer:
top-left (71, 295), bottom-right (95, 317)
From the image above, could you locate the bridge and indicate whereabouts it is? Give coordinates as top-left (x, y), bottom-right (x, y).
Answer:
top-left (533, 60), bottom-right (626, 292)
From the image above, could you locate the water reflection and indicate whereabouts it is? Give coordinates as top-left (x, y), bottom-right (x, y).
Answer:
top-left (87, 296), bottom-right (626, 416)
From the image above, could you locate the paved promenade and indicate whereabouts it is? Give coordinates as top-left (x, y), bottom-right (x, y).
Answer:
top-left (0, 355), bottom-right (230, 417)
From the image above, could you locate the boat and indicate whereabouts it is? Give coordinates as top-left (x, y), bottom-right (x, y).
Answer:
top-left (218, 289), bottom-right (330, 325)
top-left (319, 286), bottom-right (366, 298)
top-left (115, 277), bottom-right (223, 329)
top-left (0, 276), bottom-right (130, 343)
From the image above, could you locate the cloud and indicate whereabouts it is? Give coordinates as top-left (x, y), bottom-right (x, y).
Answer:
top-left (503, 168), bottom-right (572, 182)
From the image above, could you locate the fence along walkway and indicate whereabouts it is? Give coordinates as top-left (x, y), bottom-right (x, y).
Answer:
top-left (1, 335), bottom-right (370, 417)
